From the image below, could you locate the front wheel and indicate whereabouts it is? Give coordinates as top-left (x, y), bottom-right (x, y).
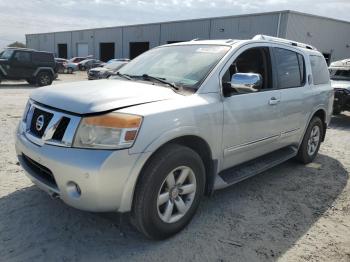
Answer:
top-left (296, 117), bottom-right (324, 164)
top-left (131, 144), bottom-right (205, 240)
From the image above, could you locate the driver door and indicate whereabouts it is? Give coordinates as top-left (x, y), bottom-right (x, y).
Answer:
top-left (221, 45), bottom-right (282, 169)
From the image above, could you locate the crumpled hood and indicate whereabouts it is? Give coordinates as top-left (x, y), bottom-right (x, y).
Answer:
top-left (331, 80), bottom-right (350, 91)
top-left (30, 79), bottom-right (180, 114)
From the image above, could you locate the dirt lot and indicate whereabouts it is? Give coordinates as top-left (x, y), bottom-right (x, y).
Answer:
top-left (0, 72), bottom-right (349, 262)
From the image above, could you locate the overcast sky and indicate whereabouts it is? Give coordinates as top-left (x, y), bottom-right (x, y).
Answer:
top-left (0, 0), bottom-right (349, 48)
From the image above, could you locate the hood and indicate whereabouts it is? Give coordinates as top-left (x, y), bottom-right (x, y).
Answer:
top-left (331, 80), bottom-right (350, 90)
top-left (90, 67), bottom-right (108, 73)
top-left (30, 79), bottom-right (181, 114)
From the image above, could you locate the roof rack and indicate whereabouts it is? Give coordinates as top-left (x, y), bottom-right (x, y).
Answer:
top-left (253, 34), bottom-right (317, 51)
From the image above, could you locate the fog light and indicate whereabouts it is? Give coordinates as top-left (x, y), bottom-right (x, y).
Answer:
top-left (66, 181), bottom-right (81, 198)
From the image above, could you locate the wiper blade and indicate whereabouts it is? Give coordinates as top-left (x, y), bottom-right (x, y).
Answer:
top-left (113, 71), bottom-right (132, 80)
top-left (141, 74), bottom-right (179, 90)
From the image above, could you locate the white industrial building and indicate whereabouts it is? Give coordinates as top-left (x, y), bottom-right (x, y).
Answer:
top-left (26, 10), bottom-right (350, 64)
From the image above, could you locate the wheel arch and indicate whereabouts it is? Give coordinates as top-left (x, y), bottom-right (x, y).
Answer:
top-left (131, 135), bottom-right (217, 209)
top-left (312, 108), bottom-right (327, 142)
top-left (33, 67), bottom-right (55, 77)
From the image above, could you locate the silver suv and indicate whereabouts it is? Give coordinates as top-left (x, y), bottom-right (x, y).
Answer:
top-left (15, 35), bottom-right (333, 239)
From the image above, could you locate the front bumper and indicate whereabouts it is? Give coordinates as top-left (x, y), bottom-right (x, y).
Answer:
top-left (15, 129), bottom-right (151, 212)
top-left (334, 88), bottom-right (350, 112)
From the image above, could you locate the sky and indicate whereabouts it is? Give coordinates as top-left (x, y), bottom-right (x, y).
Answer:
top-left (0, 0), bottom-right (349, 48)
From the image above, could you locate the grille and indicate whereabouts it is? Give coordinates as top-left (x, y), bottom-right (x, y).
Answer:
top-left (52, 117), bottom-right (70, 141)
top-left (30, 108), bottom-right (53, 138)
top-left (24, 102), bottom-right (81, 147)
top-left (22, 154), bottom-right (57, 189)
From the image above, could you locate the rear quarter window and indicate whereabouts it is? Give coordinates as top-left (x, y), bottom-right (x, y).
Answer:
top-left (310, 55), bottom-right (330, 85)
top-left (32, 52), bottom-right (55, 63)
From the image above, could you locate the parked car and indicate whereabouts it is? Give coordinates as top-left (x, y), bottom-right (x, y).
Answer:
top-left (329, 59), bottom-right (350, 114)
top-left (69, 57), bottom-right (89, 63)
top-left (0, 48), bottom-right (57, 86)
top-left (15, 35), bottom-right (332, 239)
top-left (78, 59), bottom-right (104, 71)
top-left (107, 58), bottom-right (130, 63)
top-left (88, 60), bottom-right (128, 80)
top-left (55, 58), bottom-right (67, 73)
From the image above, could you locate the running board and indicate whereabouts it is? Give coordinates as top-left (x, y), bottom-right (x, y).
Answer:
top-left (214, 146), bottom-right (298, 190)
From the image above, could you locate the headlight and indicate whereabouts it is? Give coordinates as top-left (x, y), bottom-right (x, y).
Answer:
top-left (22, 100), bottom-right (32, 122)
top-left (73, 112), bottom-right (142, 149)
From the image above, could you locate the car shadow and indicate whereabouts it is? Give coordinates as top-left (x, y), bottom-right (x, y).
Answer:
top-left (330, 113), bottom-right (350, 131)
top-left (0, 154), bottom-right (347, 261)
top-left (0, 82), bottom-right (37, 89)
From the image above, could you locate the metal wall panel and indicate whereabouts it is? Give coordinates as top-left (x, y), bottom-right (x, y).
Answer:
top-left (160, 20), bottom-right (210, 44)
top-left (122, 24), bottom-right (160, 57)
top-left (71, 30), bottom-right (94, 57)
top-left (286, 13), bottom-right (350, 61)
top-left (210, 13), bottom-right (280, 39)
top-left (26, 35), bottom-right (40, 50)
top-left (54, 32), bottom-right (72, 58)
top-left (93, 27), bottom-right (123, 59)
top-left (37, 33), bottom-right (55, 53)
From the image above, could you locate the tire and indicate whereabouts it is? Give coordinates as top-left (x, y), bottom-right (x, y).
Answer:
top-left (131, 144), bottom-right (206, 240)
top-left (26, 78), bottom-right (36, 85)
top-left (81, 66), bottom-right (86, 71)
top-left (333, 107), bottom-right (341, 115)
top-left (36, 71), bottom-right (53, 86)
top-left (296, 117), bottom-right (324, 164)
top-left (67, 67), bottom-right (73, 74)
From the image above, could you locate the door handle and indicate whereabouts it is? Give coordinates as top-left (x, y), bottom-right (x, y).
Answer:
top-left (269, 97), bottom-right (280, 105)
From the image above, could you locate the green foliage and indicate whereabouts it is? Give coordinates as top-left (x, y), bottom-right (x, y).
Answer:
top-left (7, 41), bottom-right (26, 48)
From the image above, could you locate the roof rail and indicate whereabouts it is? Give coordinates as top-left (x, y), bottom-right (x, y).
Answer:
top-left (190, 38), bottom-right (200, 41)
top-left (253, 34), bottom-right (317, 51)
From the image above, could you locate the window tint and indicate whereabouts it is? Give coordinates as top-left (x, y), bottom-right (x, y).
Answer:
top-left (310, 55), bottom-right (330, 85)
top-left (14, 51), bottom-right (31, 62)
top-left (32, 52), bottom-right (54, 62)
top-left (274, 48), bottom-right (305, 89)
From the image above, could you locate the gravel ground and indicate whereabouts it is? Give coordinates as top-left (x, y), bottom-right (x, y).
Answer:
top-left (0, 72), bottom-right (349, 262)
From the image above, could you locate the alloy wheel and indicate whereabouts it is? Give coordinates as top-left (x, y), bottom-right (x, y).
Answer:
top-left (157, 166), bottom-right (197, 223)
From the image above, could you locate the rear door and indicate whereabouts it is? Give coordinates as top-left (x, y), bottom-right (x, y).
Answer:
top-left (7, 50), bottom-right (32, 78)
top-left (221, 44), bottom-right (282, 169)
top-left (271, 46), bottom-right (308, 147)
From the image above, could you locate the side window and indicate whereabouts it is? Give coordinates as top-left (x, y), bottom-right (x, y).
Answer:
top-left (310, 55), bottom-right (330, 85)
top-left (14, 51), bottom-right (31, 62)
top-left (274, 48), bottom-right (305, 89)
top-left (222, 47), bottom-right (272, 94)
top-left (32, 52), bottom-right (54, 63)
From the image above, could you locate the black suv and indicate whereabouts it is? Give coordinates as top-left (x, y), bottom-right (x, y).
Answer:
top-left (0, 48), bottom-right (57, 86)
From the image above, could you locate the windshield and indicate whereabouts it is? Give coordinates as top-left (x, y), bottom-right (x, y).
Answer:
top-left (105, 61), bottom-right (126, 70)
top-left (118, 45), bottom-right (230, 89)
top-left (0, 49), bottom-right (14, 59)
top-left (330, 69), bottom-right (350, 81)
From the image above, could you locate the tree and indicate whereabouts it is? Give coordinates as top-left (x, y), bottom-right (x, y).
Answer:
top-left (7, 41), bottom-right (26, 48)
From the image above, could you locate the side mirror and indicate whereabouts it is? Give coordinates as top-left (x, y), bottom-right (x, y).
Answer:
top-left (223, 73), bottom-right (263, 96)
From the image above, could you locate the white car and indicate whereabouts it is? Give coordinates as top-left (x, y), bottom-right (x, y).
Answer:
top-left (15, 35), bottom-right (332, 239)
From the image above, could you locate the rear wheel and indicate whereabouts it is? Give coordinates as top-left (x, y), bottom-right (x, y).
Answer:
top-left (67, 67), bottom-right (73, 74)
top-left (131, 144), bottom-right (205, 240)
top-left (296, 117), bottom-right (324, 164)
top-left (333, 107), bottom-right (341, 115)
top-left (36, 71), bottom-right (53, 86)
